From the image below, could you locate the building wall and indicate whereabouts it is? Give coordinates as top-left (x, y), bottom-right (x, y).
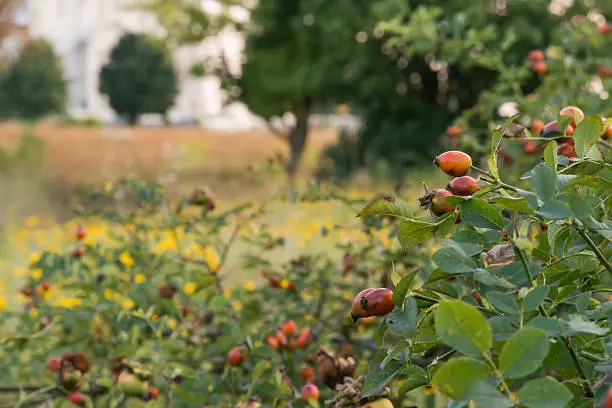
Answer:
top-left (26, 0), bottom-right (243, 123)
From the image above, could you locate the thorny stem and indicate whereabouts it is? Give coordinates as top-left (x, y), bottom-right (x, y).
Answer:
top-left (573, 220), bottom-right (612, 277)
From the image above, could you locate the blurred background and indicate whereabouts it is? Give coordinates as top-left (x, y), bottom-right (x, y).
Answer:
top-left (1, 0), bottom-right (612, 279)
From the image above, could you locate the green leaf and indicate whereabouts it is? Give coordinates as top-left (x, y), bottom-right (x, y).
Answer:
top-left (488, 152), bottom-right (500, 181)
top-left (459, 198), bottom-right (504, 230)
top-left (518, 377), bottom-right (573, 408)
top-left (432, 247), bottom-right (478, 274)
top-left (485, 291), bottom-right (519, 314)
top-left (386, 296), bottom-right (419, 335)
top-left (500, 327), bottom-right (550, 379)
top-left (397, 366), bottom-right (429, 394)
top-left (527, 317), bottom-right (565, 337)
top-left (562, 315), bottom-right (609, 336)
top-left (522, 286), bottom-right (549, 311)
top-left (432, 358), bottom-right (512, 407)
top-left (544, 140), bottom-right (558, 169)
top-left (398, 219), bottom-right (436, 246)
top-left (537, 200), bottom-right (573, 220)
top-left (531, 163), bottom-right (558, 203)
top-left (435, 300), bottom-right (492, 358)
top-left (573, 116), bottom-right (604, 157)
top-left (374, 320), bottom-right (387, 348)
top-left (362, 360), bottom-right (403, 398)
top-left (490, 197), bottom-right (535, 214)
top-left (392, 270), bottom-right (417, 306)
top-left (431, 358), bottom-right (490, 399)
top-left (358, 195), bottom-right (412, 219)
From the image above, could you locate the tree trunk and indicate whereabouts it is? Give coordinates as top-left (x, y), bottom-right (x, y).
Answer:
top-left (127, 113), bottom-right (139, 126)
top-left (286, 113), bottom-right (309, 180)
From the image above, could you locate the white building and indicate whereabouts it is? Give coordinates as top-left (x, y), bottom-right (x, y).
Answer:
top-left (25, 0), bottom-right (245, 124)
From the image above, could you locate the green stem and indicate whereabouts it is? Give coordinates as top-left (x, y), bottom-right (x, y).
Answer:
top-left (573, 220), bottom-right (612, 276)
top-left (597, 139), bottom-right (612, 149)
top-left (14, 385), bottom-right (56, 408)
top-left (484, 354), bottom-right (513, 399)
top-left (471, 165), bottom-right (495, 179)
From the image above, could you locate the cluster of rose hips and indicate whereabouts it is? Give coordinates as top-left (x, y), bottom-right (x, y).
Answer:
top-left (20, 280), bottom-right (51, 307)
top-left (264, 319), bottom-right (314, 351)
top-left (71, 225), bottom-right (87, 258)
top-left (109, 358), bottom-right (159, 401)
top-left (47, 353), bottom-right (91, 406)
top-left (528, 106), bottom-right (611, 158)
top-left (529, 49), bottom-right (547, 74)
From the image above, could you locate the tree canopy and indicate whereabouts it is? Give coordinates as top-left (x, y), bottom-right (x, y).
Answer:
top-left (99, 33), bottom-right (179, 125)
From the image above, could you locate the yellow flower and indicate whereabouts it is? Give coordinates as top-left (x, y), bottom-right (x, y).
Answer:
top-left (135, 274), bottom-right (146, 284)
top-left (223, 288), bottom-right (232, 298)
top-left (302, 291), bottom-right (314, 301)
top-left (154, 232), bottom-right (178, 253)
top-left (184, 282), bottom-right (197, 295)
top-left (0, 296), bottom-right (6, 310)
top-left (31, 268), bottom-right (43, 280)
top-left (29, 251), bottom-right (41, 264)
top-left (25, 216), bottom-right (39, 228)
top-left (119, 252), bottom-right (134, 267)
top-left (167, 318), bottom-right (178, 330)
top-left (29, 308), bottom-right (39, 318)
top-left (232, 300), bottom-right (243, 312)
top-left (243, 280), bottom-right (255, 292)
top-left (204, 248), bottom-right (219, 270)
top-left (55, 297), bottom-right (82, 309)
top-left (121, 299), bottom-right (134, 310)
top-left (208, 384), bottom-right (213, 392)
top-left (280, 280), bottom-right (290, 289)
top-left (104, 289), bottom-right (115, 301)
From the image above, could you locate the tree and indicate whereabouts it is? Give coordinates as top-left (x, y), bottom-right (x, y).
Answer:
top-left (99, 33), bottom-right (179, 125)
top-left (237, 0), bottom-right (407, 178)
top-left (0, 39), bottom-right (67, 120)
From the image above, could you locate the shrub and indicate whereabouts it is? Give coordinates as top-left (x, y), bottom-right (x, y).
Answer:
top-left (99, 33), bottom-right (179, 125)
top-left (0, 39), bottom-right (67, 120)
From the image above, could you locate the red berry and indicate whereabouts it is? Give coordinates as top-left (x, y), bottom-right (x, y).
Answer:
top-left (528, 50), bottom-right (544, 61)
top-left (434, 151), bottom-right (472, 177)
top-left (300, 366), bottom-right (316, 383)
top-left (559, 106), bottom-right (585, 127)
top-left (446, 125), bottom-right (462, 138)
top-left (301, 383), bottom-right (320, 401)
top-left (351, 288), bottom-right (394, 321)
top-left (72, 246), bottom-right (85, 258)
top-left (48, 357), bottom-right (62, 372)
top-left (447, 176), bottom-right (479, 196)
top-left (69, 392), bottom-right (86, 406)
top-left (599, 67), bottom-right (612, 78)
top-left (419, 189), bottom-right (454, 216)
top-left (603, 125), bottom-right (612, 140)
top-left (275, 329), bottom-right (288, 347)
top-left (75, 225), bottom-right (87, 241)
top-left (604, 385), bottom-right (612, 408)
top-left (227, 346), bottom-right (246, 367)
top-left (281, 319), bottom-right (297, 336)
top-left (600, 23), bottom-right (612, 35)
top-left (265, 334), bottom-right (280, 350)
top-left (531, 60), bottom-right (547, 74)
top-left (530, 119), bottom-right (544, 134)
top-left (557, 142), bottom-right (577, 158)
top-left (40, 280), bottom-right (50, 291)
top-left (523, 140), bottom-right (538, 154)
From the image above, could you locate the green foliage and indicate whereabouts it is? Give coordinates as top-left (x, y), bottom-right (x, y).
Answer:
top-left (357, 111), bottom-right (611, 408)
top-left (0, 39), bottom-right (67, 120)
top-left (99, 33), bottom-right (179, 125)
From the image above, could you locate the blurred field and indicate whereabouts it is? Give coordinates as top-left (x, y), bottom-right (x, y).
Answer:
top-left (0, 123), bottom-right (339, 200)
top-left (0, 123), bottom-right (444, 297)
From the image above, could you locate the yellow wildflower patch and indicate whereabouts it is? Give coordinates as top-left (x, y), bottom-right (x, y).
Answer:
top-left (184, 282), bottom-right (197, 295)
